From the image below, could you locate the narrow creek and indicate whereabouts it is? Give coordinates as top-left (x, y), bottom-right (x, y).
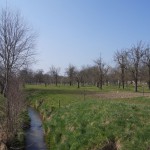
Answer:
top-left (25, 107), bottom-right (47, 150)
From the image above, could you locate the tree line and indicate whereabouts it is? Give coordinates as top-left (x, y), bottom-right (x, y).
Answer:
top-left (20, 41), bottom-right (150, 92)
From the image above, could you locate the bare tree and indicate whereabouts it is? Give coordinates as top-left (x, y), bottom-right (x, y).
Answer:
top-left (66, 64), bottom-right (76, 86)
top-left (107, 67), bottom-right (120, 86)
top-left (94, 55), bottom-right (109, 89)
top-left (79, 66), bottom-right (90, 86)
top-left (0, 9), bottom-right (35, 96)
top-left (43, 73), bottom-right (50, 87)
top-left (114, 49), bottom-right (128, 89)
top-left (0, 8), bottom-right (36, 147)
top-left (49, 66), bottom-right (60, 86)
top-left (74, 69), bottom-right (81, 88)
top-left (34, 69), bottom-right (44, 84)
top-left (142, 45), bottom-right (150, 89)
top-left (127, 41), bottom-right (144, 92)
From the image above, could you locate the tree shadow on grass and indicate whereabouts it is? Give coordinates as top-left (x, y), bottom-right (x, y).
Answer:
top-left (26, 88), bottom-right (97, 95)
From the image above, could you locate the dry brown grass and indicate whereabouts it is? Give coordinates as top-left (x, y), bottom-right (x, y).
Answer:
top-left (94, 91), bottom-right (150, 99)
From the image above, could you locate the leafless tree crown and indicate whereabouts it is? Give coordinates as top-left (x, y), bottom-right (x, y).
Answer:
top-left (0, 8), bottom-right (36, 96)
top-left (0, 9), bottom-right (36, 73)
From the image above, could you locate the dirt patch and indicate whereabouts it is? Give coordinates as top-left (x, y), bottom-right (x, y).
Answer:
top-left (94, 91), bottom-right (150, 99)
top-left (92, 140), bottom-right (121, 150)
top-left (101, 140), bottom-right (117, 150)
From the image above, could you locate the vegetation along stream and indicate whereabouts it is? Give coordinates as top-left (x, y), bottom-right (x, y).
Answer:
top-left (25, 107), bottom-right (47, 150)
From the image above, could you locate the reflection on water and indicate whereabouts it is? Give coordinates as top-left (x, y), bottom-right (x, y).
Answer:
top-left (25, 107), bottom-right (47, 150)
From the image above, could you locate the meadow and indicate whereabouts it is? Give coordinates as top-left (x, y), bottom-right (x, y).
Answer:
top-left (26, 84), bottom-right (150, 150)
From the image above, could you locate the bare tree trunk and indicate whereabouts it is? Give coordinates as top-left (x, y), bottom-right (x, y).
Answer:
top-left (55, 75), bottom-right (58, 86)
top-left (121, 68), bottom-right (125, 89)
top-left (77, 81), bottom-right (80, 88)
top-left (100, 74), bottom-right (103, 90)
top-left (135, 78), bottom-right (138, 92)
top-left (118, 80), bottom-right (120, 88)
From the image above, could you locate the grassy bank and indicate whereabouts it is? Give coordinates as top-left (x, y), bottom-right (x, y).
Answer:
top-left (0, 94), bottom-right (30, 149)
top-left (8, 110), bottom-right (30, 149)
top-left (26, 84), bottom-right (150, 150)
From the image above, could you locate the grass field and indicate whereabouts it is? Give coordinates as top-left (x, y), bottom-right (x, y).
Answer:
top-left (26, 84), bottom-right (150, 150)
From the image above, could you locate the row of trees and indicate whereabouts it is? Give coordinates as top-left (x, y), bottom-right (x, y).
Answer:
top-left (20, 41), bottom-right (150, 92)
top-left (114, 41), bottom-right (150, 92)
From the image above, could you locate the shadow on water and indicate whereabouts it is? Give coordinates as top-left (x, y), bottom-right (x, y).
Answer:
top-left (25, 107), bottom-right (47, 150)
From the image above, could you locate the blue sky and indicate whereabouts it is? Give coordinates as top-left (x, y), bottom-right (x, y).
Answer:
top-left (1, 0), bottom-right (150, 74)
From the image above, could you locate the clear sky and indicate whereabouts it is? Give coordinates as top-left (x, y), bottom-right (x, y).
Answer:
top-left (1, 0), bottom-right (150, 74)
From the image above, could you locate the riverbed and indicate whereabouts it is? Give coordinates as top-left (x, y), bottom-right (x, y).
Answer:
top-left (25, 107), bottom-right (47, 150)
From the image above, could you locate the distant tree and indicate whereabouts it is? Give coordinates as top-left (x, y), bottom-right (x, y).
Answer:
top-left (61, 76), bottom-right (68, 85)
top-left (19, 68), bottom-right (29, 87)
top-left (74, 68), bottom-right (82, 88)
top-left (34, 69), bottom-right (44, 84)
top-left (107, 67), bottom-right (119, 86)
top-left (66, 64), bottom-right (76, 86)
top-left (114, 49), bottom-right (128, 89)
top-left (127, 41), bottom-right (144, 92)
top-left (79, 66), bottom-right (91, 86)
top-left (49, 66), bottom-right (60, 86)
top-left (43, 73), bottom-right (50, 87)
top-left (19, 68), bottom-right (35, 85)
top-left (79, 66), bottom-right (93, 86)
top-left (79, 67), bottom-right (86, 86)
top-left (142, 45), bottom-right (150, 89)
top-left (94, 55), bottom-right (109, 89)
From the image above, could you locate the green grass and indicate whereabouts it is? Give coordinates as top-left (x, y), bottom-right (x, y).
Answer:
top-left (25, 84), bottom-right (150, 150)
top-left (26, 84), bottom-right (92, 108)
top-left (112, 96), bottom-right (150, 106)
top-left (46, 100), bottom-right (150, 150)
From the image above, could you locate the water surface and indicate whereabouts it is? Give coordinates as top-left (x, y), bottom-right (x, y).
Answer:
top-left (25, 107), bottom-right (47, 150)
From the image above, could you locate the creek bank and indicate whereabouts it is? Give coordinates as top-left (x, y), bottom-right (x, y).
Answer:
top-left (0, 109), bottom-right (30, 150)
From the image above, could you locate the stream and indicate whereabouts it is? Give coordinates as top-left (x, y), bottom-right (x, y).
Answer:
top-left (25, 107), bottom-right (47, 150)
